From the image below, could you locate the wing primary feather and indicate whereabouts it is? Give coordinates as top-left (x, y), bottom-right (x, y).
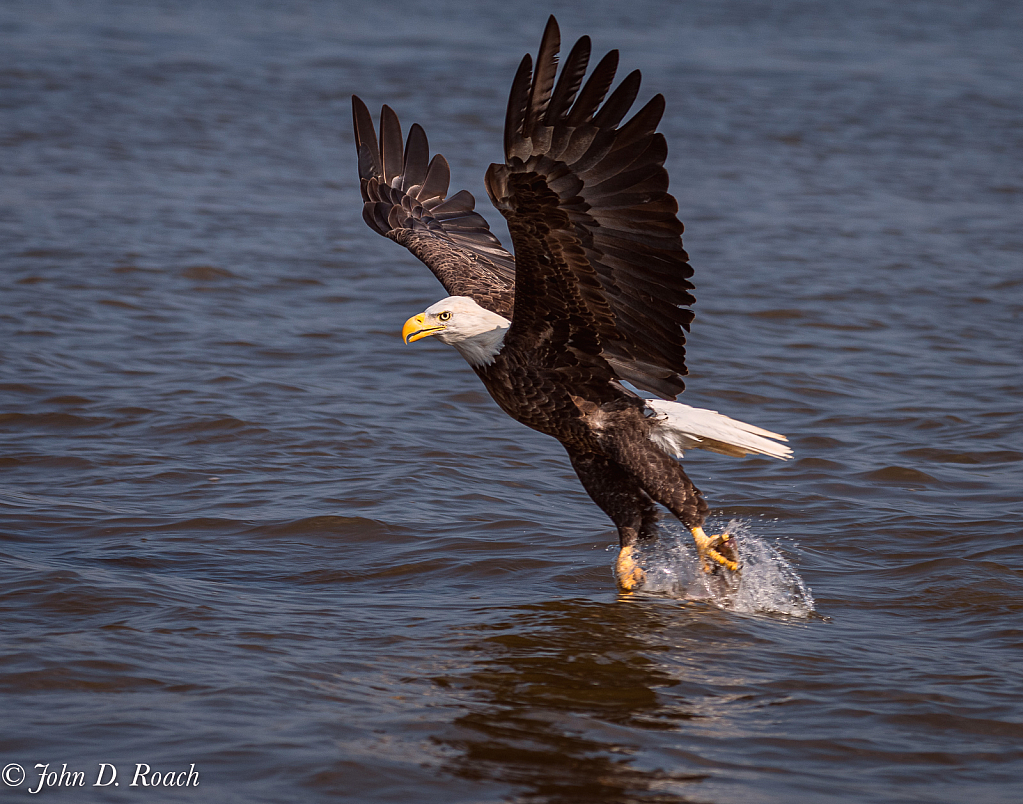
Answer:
top-left (614, 94), bottom-right (666, 149)
top-left (429, 188), bottom-right (477, 215)
top-left (523, 16), bottom-right (561, 139)
top-left (545, 35), bottom-right (591, 126)
top-left (401, 124), bottom-right (430, 192)
top-left (352, 95), bottom-right (382, 182)
top-left (505, 54), bottom-right (533, 162)
top-left (379, 105), bottom-right (404, 186)
top-left (566, 49), bottom-right (619, 126)
top-left (567, 127), bottom-right (616, 175)
top-left (418, 154), bottom-right (451, 204)
top-left (586, 163), bottom-right (668, 198)
top-left (609, 132), bottom-right (668, 177)
top-left (591, 69), bottom-right (642, 129)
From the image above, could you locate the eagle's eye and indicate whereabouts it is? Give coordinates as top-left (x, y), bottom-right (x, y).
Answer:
top-left (438, 311), bottom-right (452, 322)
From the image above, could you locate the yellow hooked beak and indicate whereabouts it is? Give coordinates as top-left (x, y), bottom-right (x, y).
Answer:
top-left (402, 313), bottom-right (445, 344)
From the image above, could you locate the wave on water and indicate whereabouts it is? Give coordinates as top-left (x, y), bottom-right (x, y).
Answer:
top-left (0, 486), bottom-right (144, 515)
top-left (624, 519), bottom-right (816, 617)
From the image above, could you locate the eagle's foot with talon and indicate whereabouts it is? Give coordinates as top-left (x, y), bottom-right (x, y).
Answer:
top-left (615, 544), bottom-right (646, 592)
top-left (691, 526), bottom-right (740, 575)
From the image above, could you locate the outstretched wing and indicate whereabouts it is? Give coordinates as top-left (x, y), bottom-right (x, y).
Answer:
top-left (352, 96), bottom-right (516, 317)
top-left (484, 17), bottom-right (695, 399)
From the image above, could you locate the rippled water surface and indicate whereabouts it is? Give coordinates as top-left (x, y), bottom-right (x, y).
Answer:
top-left (2, 1), bottom-right (1022, 801)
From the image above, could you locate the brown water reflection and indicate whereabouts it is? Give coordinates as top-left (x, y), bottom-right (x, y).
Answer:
top-left (434, 599), bottom-right (714, 803)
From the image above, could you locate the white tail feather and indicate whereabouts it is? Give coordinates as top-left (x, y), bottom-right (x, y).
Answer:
top-left (644, 399), bottom-right (792, 460)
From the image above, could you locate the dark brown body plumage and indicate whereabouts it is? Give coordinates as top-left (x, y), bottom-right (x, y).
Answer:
top-left (352, 17), bottom-right (710, 550)
top-left (474, 353), bottom-right (708, 547)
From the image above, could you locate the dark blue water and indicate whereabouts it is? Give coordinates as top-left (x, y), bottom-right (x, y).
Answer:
top-left (2, 1), bottom-right (1022, 801)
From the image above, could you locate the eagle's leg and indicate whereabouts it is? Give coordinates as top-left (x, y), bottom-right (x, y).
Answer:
top-left (608, 437), bottom-right (740, 577)
top-left (567, 448), bottom-right (659, 592)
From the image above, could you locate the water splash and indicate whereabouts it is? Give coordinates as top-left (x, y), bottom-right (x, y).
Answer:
top-left (623, 519), bottom-right (816, 617)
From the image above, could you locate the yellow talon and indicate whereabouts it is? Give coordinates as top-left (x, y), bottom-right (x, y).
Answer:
top-left (691, 526), bottom-right (740, 573)
top-left (615, 544), bottom-right (646, 591)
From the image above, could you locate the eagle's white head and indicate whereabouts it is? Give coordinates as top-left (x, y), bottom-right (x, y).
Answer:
top-left (402, 296), bottom-right (511, 367)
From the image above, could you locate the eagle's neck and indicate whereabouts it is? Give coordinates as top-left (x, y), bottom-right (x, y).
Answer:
top-left (450, 319), bottom-right (510, 368)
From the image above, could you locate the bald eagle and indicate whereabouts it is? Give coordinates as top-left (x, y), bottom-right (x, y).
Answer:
top-left (352, 17), bottom-right (791, 591)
